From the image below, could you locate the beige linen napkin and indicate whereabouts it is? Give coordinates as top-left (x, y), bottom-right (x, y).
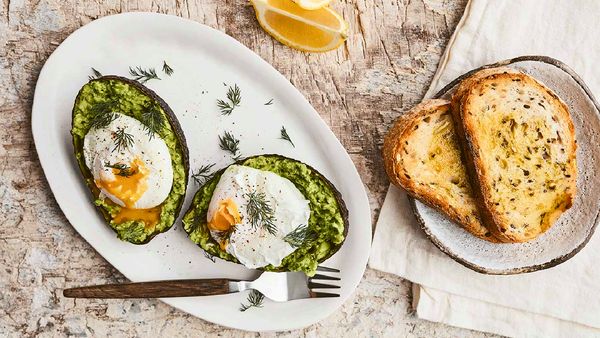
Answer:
top-left (369, 1), bottom-right (600, 337)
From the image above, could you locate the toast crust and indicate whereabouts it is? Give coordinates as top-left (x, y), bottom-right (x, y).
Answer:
top-left (383, 99), bottom-right (498, 242)
top-left (450, 67), bottom-right (518, 114)
top-left (453, 71), bottom-right (577, 242)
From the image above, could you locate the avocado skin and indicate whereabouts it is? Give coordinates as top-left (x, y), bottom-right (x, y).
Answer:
top-left (71, 76), bottom-right (189, 244)
top-left (182, 154), bottom-right (348, 275)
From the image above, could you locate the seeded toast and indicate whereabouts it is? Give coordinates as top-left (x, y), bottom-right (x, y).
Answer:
top-left (450, 67), bottom-right (518, 113)
top-left (452, 70), bottom-right (577, 242)
top-left (383, 99), bottom-right (498, 242)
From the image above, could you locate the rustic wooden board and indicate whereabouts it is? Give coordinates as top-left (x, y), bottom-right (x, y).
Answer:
top-left (0, 0), bottom-right (501, 336)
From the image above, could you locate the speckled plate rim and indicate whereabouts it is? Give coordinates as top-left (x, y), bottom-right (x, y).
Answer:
top-left (409, 55), bottom-right (600, 275)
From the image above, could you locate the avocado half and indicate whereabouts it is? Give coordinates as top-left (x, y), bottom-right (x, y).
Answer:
top-left (71, 76), bottom-right (189, 244)
top-left (182, 154), bottom-right (349, 276)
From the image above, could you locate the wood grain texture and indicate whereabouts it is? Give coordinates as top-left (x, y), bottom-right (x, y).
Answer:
top-left (0, 0), bottom-right (501, 336)
top-left (63, 279), bottom-right (234, 298)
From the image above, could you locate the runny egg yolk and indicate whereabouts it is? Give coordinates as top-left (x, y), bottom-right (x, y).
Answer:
top-left (113, 206), bottom-right (162, 230)
top-left (208, 198), bottom-right (241, 232)
top-left (219, 239), bottom-right (229, 251)
top-left (96, 158), bottom-right (149, 209)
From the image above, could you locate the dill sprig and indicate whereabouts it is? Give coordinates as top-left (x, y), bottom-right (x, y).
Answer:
top-left (239, 290), bottom-right (264, 312)
top-left (112, 127), bottom-right (134, 153)
top-left (88, 87), bottom-right (120, 129)
top-left (217, 84), bottom-right (241, 115)
top-left (89, 109), bottom-right (117, 129)
top-left (89, 67), bottom-right (103, 81)
top-left (264, 99), bottom-right (274, 106)
top-left (129, 66), bottom-right (161, 84)
top-left (283, 224), bottom-right (315, 248)
top-left (191, 212), bottom-right (204, 233)
top-left (162, 61), bottom-right (174, 76)
top-left (219, 131), bottom-right (240, 158)
top-left (141, 105), bottom-right (165, 139)
top-left (203, 251), bottom-right (216, 263)
top-left (280, 126), bottom-right (295, 147)
top-left (104, 162), bottom-right (135, 177)
top-left (192, 163), bottom-right (215, 185)
top-left (244, 190), bottom-right (277, 235)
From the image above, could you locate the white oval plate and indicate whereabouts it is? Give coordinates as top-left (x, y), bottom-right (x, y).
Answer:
top-left (32, 13), bottom-right (371, 331)
top-left (412, 56), bottom-right (600, 274)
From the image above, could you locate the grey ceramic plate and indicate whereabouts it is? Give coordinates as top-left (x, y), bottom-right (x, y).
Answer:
top-left (410, 56), bottom-right (600, 274)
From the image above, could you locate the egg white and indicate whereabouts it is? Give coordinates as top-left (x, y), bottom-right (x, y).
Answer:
top-left (83, 113), bottom-right (173, 209)
top-left (207, 165), bottom-right (311, 268)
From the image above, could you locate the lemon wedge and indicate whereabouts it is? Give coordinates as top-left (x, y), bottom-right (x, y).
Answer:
top-left (292, 0), bottom-right (332, 10)
top-left (250, 0), bottom-right (348, 53)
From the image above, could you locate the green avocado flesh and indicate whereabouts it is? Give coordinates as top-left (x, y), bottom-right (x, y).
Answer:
top-left (71, 78), bottom-right (187, 244)
top-left (182, 155), bottom-right (346, 276)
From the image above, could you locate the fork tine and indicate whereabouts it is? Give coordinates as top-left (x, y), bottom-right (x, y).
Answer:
top-left (311, 291), bottom-right (340, 298)
top-left (310, 273), bottom-right (341, 281)
top-left (316, 266), bottom-right (340, 273)
top-left (308, 281), bottom-right (341, 289)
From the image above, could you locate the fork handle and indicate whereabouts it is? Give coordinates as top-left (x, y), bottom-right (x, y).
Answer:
top-left (63, 279), bottom-right (235, 299)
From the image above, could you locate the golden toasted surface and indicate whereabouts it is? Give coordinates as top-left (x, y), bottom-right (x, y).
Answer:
top-left (383, 99), bottom-right (497, 242)
top-left (451, 67), bottom-right (517, 113)
top-left (456, 71), bottom-right (577, 242)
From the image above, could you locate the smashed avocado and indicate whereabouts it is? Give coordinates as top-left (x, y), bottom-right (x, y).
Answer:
top-left (182, 155), bottom-right (347, 276)
top-left (71, 76), bottom-right (188, 244)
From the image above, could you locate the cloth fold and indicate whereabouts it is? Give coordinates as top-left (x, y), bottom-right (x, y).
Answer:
top-left (370, 1), bottom-right (600, 336)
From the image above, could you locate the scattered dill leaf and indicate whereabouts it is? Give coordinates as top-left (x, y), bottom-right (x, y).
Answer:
top-left (228, 84), bottom-right (241, 106)
top-left (280, 126), bottom-right (295, 147)
top-left (244, 190), bottom-right (277, 235)
top-left (90, 100), bottom-right (117, 116)
top-left (264, 99), bottom-right (274, 106)
top-left (191, 212), bottom-right (204, 233)
top-left (141, 105), bottom-right (165, 139)
top-left (89, 67), bottom-right (103, 81)
top-left (129, 66), bottom-right (161, 83)
top-left (219, 131), bottom-right (240, 158)
top-left (283, 224), bottom-right (315, 248)
top-left (217, 84), bottom-right (241, 115)
top-left (89, 109), bottom-right (117, 129)
top-left (112, 127), bottom-right (134, 153)
top-left (216, 99), bottom-right (232, 115)
top-left (104, 162), bottom-right (135, 177)
top-left (203, 251), bottom-right (216, 263)
top-left (239, 290), bottom-right (264, 312)
top-left (192, 163), bottom-right (215, 185)
top-left (162, 61), bottom-right (174, 76)
top-left (88, 87), bottom-right (120, 129)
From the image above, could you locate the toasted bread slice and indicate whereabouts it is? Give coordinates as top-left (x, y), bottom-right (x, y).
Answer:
top-left (453, 70), bottom-right (577, 242)
top-left (450, 67), bottom-right (518, 113)
top-left (383, 99), bottom-right (498, 242)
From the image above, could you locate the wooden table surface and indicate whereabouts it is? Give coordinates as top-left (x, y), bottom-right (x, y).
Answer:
top-left (0, 0), bottom-right (500, 336)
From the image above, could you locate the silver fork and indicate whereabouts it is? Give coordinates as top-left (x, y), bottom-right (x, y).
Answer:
top-left (235, 266), bottom-right (341, 301)
top-left (62, 266), bottom-right (341, 300)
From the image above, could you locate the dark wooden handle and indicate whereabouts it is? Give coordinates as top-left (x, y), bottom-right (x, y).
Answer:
top-left (63, 279), bottom-right (234, 299)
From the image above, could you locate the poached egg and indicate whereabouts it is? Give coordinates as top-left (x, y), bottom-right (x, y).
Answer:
top-left (206, 165), bottom-right (311, 268)
top-left (83, 113), bottom-right (173, 211)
